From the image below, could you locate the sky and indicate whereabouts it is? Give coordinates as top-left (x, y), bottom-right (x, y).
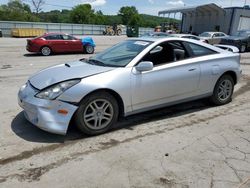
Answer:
top-left (0, 0), bottom-right (249, 15)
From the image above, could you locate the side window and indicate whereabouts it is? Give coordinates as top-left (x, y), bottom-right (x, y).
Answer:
top-left (220, 33), bottom-right (226, 37)
top-left (192, 36), bottom-right (200, 40)
top-left (45, 35), bottom-right (62, 40)
top-left (213, 33), bottom-right (219, 38)
top-left (141, 41), bottom-right (189, 66)
top-left (62, 35), bottom-right (74, 40)
top-left (184, 42), bottom-right (217, 57)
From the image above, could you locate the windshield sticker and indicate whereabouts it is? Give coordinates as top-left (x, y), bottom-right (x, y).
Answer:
top-left (134, 41), bottom-right (149, 46)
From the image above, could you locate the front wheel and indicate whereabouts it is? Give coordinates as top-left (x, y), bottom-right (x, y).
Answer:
top-left (210, 75), bottom-right (234, 105)
top-left (75, 92), bottom-right (119, 135)
top-left (84, 45), bottom-right (94, 54)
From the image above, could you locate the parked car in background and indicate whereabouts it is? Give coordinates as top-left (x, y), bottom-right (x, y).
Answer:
top-left (18, 37), bottom-right (241, 135)
top-left (26, 33), bottom-right (95, 56)
top-left (0, 29), bottom-right (2, 37)
top-left (199, 32), bottom-right (228, 44)
top-left (169, 34), bottom-right (207, 43)
top-left (219, 30), bottom-right (250, 53)
top-left (140, 32), bottom-right (169, 37)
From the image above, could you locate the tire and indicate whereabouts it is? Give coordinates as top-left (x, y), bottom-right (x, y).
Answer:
top-left (75, 92), bottom-right (119, 135)
top-left (110, 30), bottom-right (115, 36)
top-left (117, 29), bottom-right (122, 36)
top-left (210, 75), bottom-right (234, 105)
top-left (40, 46), bottom-right (51, 56)
top-left (84, 45), bottom-right (94, 54)
top-left (240, 44), bottom-right (246, 53)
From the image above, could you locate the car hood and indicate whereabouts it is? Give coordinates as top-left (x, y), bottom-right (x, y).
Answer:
top-left (29, 60), bottom-right (115, 90)
top-left (223, 36), bottom-right (246, 40)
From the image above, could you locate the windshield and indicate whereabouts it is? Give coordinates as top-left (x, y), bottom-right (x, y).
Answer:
top-left (88, 40), bottom-right (152, 67)
top-left (235, 31), bottom-right (250, 37)
top-left (199, 32), bottom-right (211, 37)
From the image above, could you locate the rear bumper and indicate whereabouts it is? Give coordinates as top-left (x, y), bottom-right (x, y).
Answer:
top-left (26, 44), bottom-right (40, 53)
top-left (18, 82), bottom-right (78, 135)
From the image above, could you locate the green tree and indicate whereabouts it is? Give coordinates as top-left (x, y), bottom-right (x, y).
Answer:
top-left (118, 6), bottom-right (141, 25)
top-left (93, 10), bottom-right (107, 25)
top-left (0, 0), bottom-right (39, 21)
top-left (70, 4), bottom-right (94, 24)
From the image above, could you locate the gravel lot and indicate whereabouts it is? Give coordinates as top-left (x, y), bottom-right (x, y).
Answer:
top-left (0, 36), bottom-right (250, 188)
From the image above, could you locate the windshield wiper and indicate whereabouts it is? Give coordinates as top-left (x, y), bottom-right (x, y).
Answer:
top-left (81, 58), bottom-right (123, 67)
top-left (88, 59), bottom-right (107, 67)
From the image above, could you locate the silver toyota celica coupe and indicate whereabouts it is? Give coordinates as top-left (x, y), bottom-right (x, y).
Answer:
top-left (18, 37), bottom-right (241, 135)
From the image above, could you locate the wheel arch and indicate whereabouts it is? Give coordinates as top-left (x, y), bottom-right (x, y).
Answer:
top-left (40, 45), bottom-right (52, 53)
top-left (220, 71), bottom-right (237, 85)
top-left (78, 88), bottom-right (125, 118)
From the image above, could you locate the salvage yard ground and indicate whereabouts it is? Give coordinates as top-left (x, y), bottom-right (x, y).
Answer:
top-left (0, 36), bottom-right (250, 188)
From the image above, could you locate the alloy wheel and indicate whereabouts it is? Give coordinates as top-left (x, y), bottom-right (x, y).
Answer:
top-left (217, 79), bottom-right (233, 102)
top-left (83, 99), bottom-right (114, 130)
top-left (41, 46), bottom-right (51, 56)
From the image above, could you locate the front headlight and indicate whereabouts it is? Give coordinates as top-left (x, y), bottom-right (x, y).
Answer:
top-left (20, 83), bottom-right (27, 92)
top-left (35, 79), bottom-right (80, 100)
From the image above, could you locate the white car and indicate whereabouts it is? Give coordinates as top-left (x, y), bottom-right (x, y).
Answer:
top-left (199, 32), bottom-right (228, 44)
top-left (18, 37), bottom-right (241, 135)
top-left (169, 34), bottom-right (207, 43)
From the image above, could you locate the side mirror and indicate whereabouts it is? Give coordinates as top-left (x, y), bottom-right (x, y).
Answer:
top-left (135, 61), bottom-right (153, 72)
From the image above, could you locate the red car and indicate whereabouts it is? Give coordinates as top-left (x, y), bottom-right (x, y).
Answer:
top-left (26, 33), bottom-right (95, 56)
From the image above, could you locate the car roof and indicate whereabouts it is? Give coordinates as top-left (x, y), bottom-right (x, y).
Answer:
top-left (43, 32), bottom-right (70, 36)
top-left (170, 34), bottom-right (198, 37)
top-left (132, 37), bottom-right (228, 53)
top-left (143, 32), bottom-right (168, 35)
top-left (201, 31), bottom-right (225, 34)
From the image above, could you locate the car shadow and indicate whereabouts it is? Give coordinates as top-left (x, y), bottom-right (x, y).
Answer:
top-left (114, 99), bottom-right (211, 131)
top-left (23, 52), bottom-right (93, 57)
top-left (12, 99), bottom-right (212, 143)
top-left (23, 53), bottom-right (42, 57)
top-left (11, 112), bottom-right (85, 143)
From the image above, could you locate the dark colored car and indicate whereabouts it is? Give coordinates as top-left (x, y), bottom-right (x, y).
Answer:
top-left (220, 30), bottom-right (250, 53)
top-left (26, 33), bottom-right (95, 56)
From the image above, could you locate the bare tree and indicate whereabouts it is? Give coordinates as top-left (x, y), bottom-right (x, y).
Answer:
top-left (31, 0), bottom-right (45, 13)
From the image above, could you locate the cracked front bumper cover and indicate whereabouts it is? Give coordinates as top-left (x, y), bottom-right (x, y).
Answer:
top-left (18, 82), bottom-right (78, 135)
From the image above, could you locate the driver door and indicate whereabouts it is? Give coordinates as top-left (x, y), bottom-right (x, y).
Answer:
top-left (131, 41), bottom-right (201, 111)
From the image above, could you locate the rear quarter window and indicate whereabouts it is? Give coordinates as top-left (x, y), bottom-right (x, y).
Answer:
top-left (184, 42), bottom-right (217, 57)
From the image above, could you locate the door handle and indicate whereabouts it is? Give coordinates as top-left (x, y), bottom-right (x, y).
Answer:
top-left (188, 68), bottom-right (196, 71)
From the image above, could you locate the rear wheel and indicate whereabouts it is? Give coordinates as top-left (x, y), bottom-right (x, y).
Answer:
top-left (40, 46), bottom-right (51, 56)
top-left (84, 45), bottom-right (94, 54)
top-left (75, 92), bottom-right (119, 135)
top-left (210, 75), bottom-right (234, 105)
